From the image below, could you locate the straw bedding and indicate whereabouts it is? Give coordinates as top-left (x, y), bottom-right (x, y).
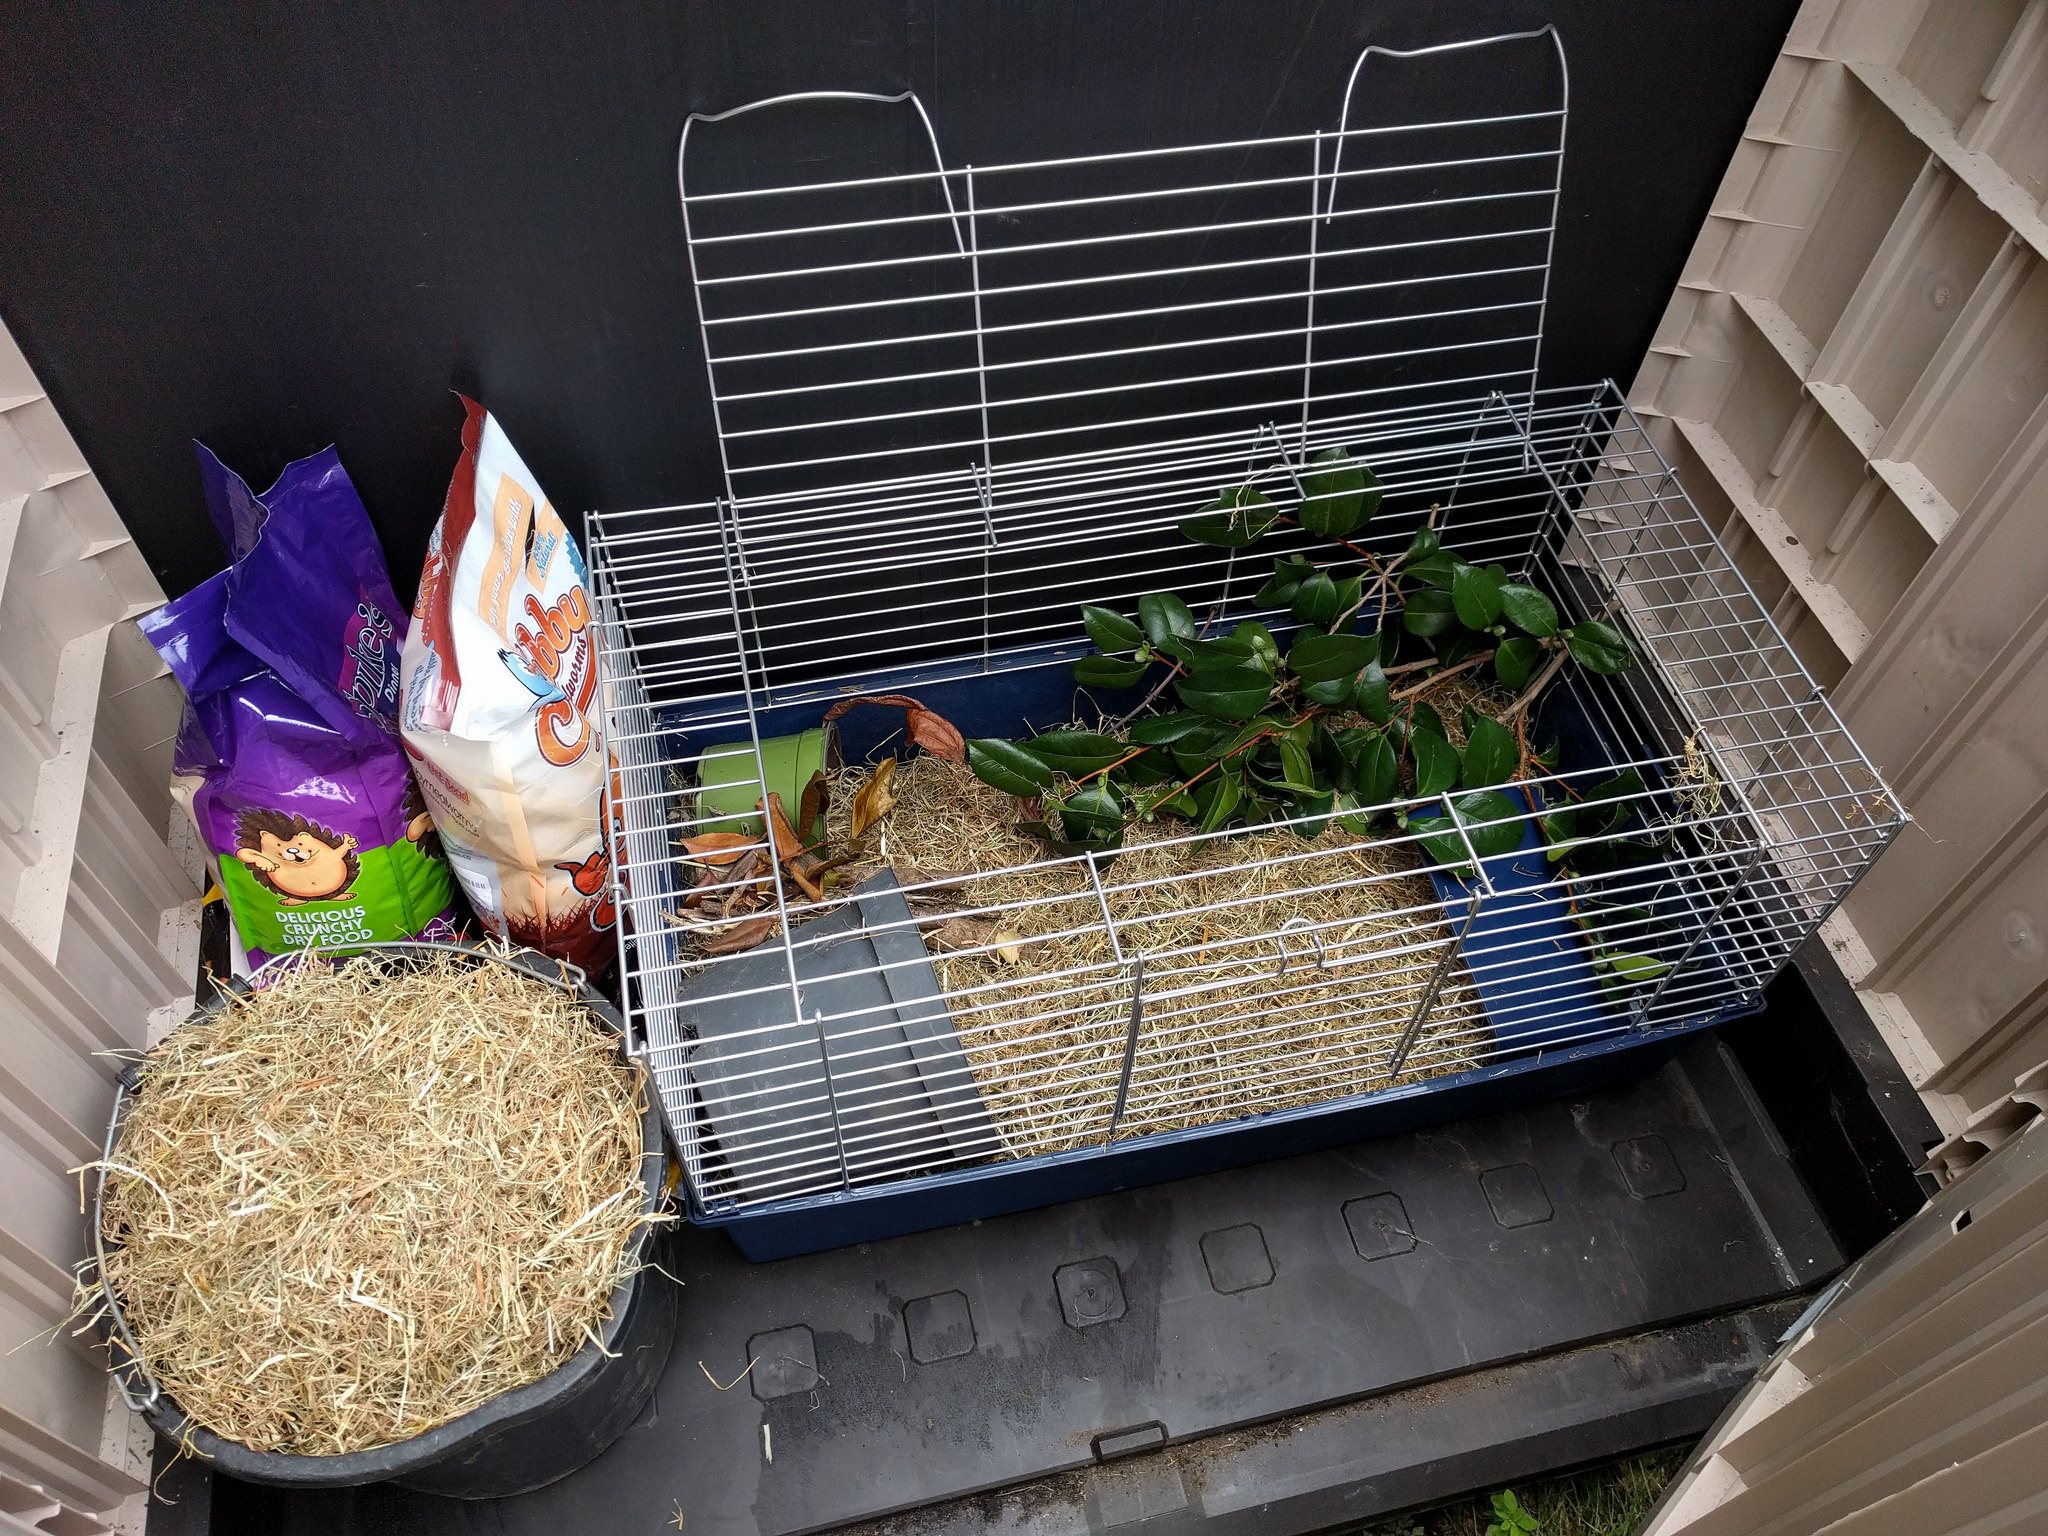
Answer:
top-left (818, 684), bottom-right (1509, 1156)
top-left (82, 953), bottom-right (648, 1457)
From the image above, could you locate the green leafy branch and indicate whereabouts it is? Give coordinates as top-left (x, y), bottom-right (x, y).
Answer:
top-left (964, 443), bottom-right (1638, 863)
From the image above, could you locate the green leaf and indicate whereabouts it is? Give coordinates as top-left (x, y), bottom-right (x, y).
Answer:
top-left (1333, 572), bottom-right (1365, 624)
top-left (1403, 587), bottom-right (1458, 637)
top-left (1434, 628), bottom-right (1487, 666)
top-left (1315, 723), bottom-right (1356, 787)
top-left (1194, 769), bottom-right (1243, 834)
top-left (1129, 782), bottom-right (1196, 819)
top-left (1022, 730), bottom-right (1128, 777)
top-left (1290, 570), bottom-right (1342, 627)
top-left (1231, 620), bottom-right (1281, 673)
top-left (1453, 789), bottom-right (1525, 859)
top-left (1451, 560), bottom-right (1505, 629)
top-left (1411, 730), bottom-right (1460, 796)
top-left (1138, 592), bottom-right (1196, 647)
top-left (1566, 618), bottom-right (1632, 673)
top-left (1352, 731), bottom-right (1399, 805)
top-left (1407, 551), bottom-right (1461, 588)
top-left (1461, 715), bottom-right (1518, 788)
top-left (1174, 664), bottom-right (1275, 720)
top-left (1498, 582), bottom-right (1558, 637)
top-left (1056, 781), bottom-right (1126, 843)
top-left (1494, 634), bottom-right (1543, 690)
top-left (1408, 814), bottom-right (1467, 871)
top-left (1254, 554), bottom-right (1314, 608)
top-left (1581, 767), bottom-right (1646, 835)
top-left (1080, 604), bottom-right (1143, 653)
top-left (1290, 787), bottom-right (1339, 837)
top-left (1277, 728), bottom-right (1318, 796)
top-left (966, 738), bottom-right (1056, 798)
top-left (1352, 660), bottom-right (1392, 722)
top-left (1599, 950), bottom-right (1673, 983)
top-left (1405, 526), bottom-right (1440, 564)
top-left (1071, 654), bottom-right (1150, 689)
top-left (1180, 484), bottom-right (1279, 547)
top-left (1158, 632), bottom-right (1258, 671)
top-left (1127, 712), bottom-right (1212, 747)
top-left (1540, 807), bottom-right (1577, 856)
top-left (1298, 447), bottom-right (1381, 538)
top-left (1286, 628), bottom-right (1377, 684)
top-left (1120, 751), bottom-right (1174, 785)
top-left (1410, 701), bottom-right (1446, 741)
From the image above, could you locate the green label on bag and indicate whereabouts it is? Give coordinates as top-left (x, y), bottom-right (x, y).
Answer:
top-left (220, 836), bottom-right (457, 957)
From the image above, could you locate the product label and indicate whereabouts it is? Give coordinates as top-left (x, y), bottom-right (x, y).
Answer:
top-left (338, 592), bottom-right (401, 720)
top-left (220, 834), bottom-right (456, 958)
top-left (505, 587), bottom-right (598, 767)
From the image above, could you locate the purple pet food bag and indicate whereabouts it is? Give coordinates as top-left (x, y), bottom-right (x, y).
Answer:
top-left (139, 445), bottom-right (461, 966)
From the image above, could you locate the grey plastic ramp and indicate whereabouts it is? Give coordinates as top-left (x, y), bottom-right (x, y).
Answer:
top-left (680, 870), bottom-right (1002, 1197)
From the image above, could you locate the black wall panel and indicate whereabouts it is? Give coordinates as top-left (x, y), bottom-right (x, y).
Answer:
top-left (0, 1), bottom-right (1793, 601)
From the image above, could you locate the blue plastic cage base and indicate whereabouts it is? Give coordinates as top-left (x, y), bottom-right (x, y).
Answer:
top-left (645, 638), bottom-right (1764, 1261)
top-left (690, 1016), bottom-right (1756, 1261)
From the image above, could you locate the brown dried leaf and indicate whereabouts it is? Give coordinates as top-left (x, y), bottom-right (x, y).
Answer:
top-left (714, 850), bottom-right (766, 916)
top-left (893, 868), bottom-right (973, 893)
top-left (697, 914), bottom-right (779, 956)
top-left (783, 861), bottom-right (825, 903)
top-left (992, 929), bottom-right (1024, 964)
top-left (923, 916), bottom-right (997, 953)
top-left (681, 831), bottom-right (757, 867)
top-left (905, 704), bottom-right (966, 763)
top-left (819, 694), bottom-right (967, 763)
top-left (760, 793), bottom-right (826, 901)
top-left (760, 793), bottom-right (807, 860)
top-left (798, 770), bottom-right (829, 834)
top-left (822, 692), bottom-right (921, 723)
top-left (851, 756), bottom-right (900, 840)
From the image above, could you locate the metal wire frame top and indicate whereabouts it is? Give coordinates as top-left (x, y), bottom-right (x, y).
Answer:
top-left (675, 28), bottom-right (1571, 511)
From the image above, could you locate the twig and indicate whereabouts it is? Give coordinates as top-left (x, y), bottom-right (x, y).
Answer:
top-left (1073, 746), bottom-right (1153, 788)
top-left (1503, 643), bottom-right (1570, 721)
top-left (1501, 590), bottom-right (1626, 723)
top-left (1276, 513), bottom-right (1389, 571)
top-left (1389, 649), bottom-right (1496, 702)
top-left (699, 1356), bottom-right (759, 1392)
top-left (1108, 597), bottom-right (1226, 729)
top-left (1109, 661), bottom-right (1187, 730)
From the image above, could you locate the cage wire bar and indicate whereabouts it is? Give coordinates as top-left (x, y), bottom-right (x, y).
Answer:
top-left (587, 28), bottom-right (1903, 1220)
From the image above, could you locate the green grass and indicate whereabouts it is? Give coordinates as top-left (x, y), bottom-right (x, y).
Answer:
top-left (1357, 1448), bottom-right (1686, 1536)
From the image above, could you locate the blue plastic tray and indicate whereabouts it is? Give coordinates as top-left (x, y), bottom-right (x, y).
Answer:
top-left (651, 643), bottom-right (1763, 1259)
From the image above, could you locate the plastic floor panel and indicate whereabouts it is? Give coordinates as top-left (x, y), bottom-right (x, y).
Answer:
top-left (208, 1035), bottom-right (1841, 1536)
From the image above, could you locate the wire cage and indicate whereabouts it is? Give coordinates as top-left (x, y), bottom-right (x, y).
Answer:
top-left (588, 29), bottom-right (1904, 1258)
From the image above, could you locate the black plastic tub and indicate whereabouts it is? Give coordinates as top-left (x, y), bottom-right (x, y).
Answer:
top-left (90, 941), bottom-right (676, 1498)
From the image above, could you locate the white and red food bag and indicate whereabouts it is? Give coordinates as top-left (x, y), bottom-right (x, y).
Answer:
top-left (400, 398), bottom-right (616, 973)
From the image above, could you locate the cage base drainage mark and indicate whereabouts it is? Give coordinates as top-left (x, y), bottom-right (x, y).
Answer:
top-left (587, 26), bottom-right (1905, 1254)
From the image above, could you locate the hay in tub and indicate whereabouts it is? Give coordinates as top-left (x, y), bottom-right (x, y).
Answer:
top-left (822, 744), bottom-right (1494, 1158)
top-left (80, 952), bottom-right (649, 1457)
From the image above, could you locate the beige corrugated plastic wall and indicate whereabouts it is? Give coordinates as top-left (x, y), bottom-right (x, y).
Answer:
top-left (1643, 1072), bottom-right (2048, 1536)
top-left (0, 318), bottom-right (201, 1531)
top-left (1634, 0), bottom-right (2048, 1531)
top-left (1630, 0), bottom-right (2048, 1133)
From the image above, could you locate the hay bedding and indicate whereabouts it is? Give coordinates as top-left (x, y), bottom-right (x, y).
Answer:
top-left (811, 685), bottom-right (1512, 1157)
top-left (81, 953), bottom-right (648, 1457)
